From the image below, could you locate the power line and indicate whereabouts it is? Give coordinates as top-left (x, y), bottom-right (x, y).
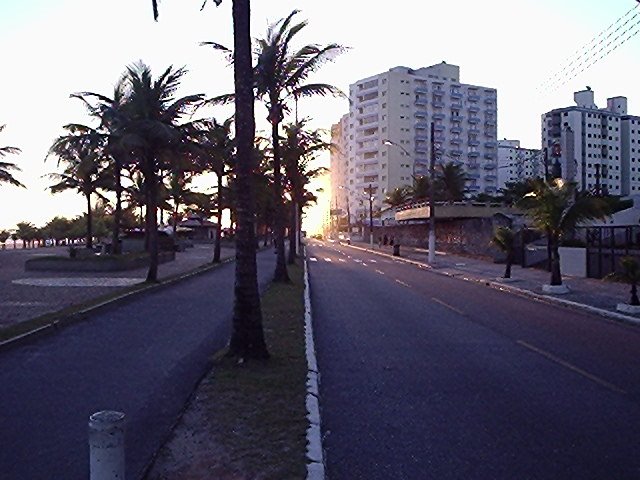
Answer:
top-left (539, 3), bottom-right (640, 90)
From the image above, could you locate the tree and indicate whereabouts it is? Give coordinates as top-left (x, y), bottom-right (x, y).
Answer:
top-left (43, 216), bottom-right (72, 245)
top-left (384, 186), bottom-right (410, 208)
top-left (435, 162), bottom-right (466, 202)
top-left (409, 175), bottom-right (431, 202)
top-left (0, 229), bottom-right (9, 245)
top-left (47, 127), bottom-right (107, 249)
top-left (499, 178), bottom-right (543, 206)
top-left (606, 256), bottom-right (640, 306)
top-left (491, 226), bottom-right (516, 279)
top-left (15, 222), bottom-right (37, 249)
top-left (0, 124), bottom-right (25, 189)
top-left (518, 179), bottom-right (610, 286)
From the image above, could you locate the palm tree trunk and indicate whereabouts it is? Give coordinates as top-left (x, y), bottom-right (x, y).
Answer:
top-left (505, 250), bottom-right (513, 279)
top-left (271, 119), bottom-right (289, 282)
top-left (86, 192), bottom-right (93, 249)
top-left (112, 159), bottom-right (122, 255)
top-left (144, 162), bottom-right (159, 282)
top-left (227, 0), bottom-right (269, 360)
top-left (287, 201), bottom-right (297, 264)
top-left (213, 169), bottom-right (223, 263)
top-left (550, 237), bottom-right (562, 285)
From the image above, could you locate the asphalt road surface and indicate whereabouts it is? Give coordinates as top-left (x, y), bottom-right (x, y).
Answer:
top-left (308, 240), bottom-right (640, 479)
top-left (0, 249), bottom-right (276, 480)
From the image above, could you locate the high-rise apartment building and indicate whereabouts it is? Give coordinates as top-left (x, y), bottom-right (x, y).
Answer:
top-left (541, 88), bottom-right (640, 195)
top-left (330, 62), bottom-right (498, 222)
top-left (497, 140), bottom-right (542, 189)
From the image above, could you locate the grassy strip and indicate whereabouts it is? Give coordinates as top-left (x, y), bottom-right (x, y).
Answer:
top-left (147, 261), bottom-right (308, 479)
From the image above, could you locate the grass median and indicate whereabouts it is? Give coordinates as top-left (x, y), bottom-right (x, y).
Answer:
top-left (147, 260), bottom-right (309, 479)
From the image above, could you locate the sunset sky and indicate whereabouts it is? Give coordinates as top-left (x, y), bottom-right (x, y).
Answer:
top-left (1, 0), bottom-right (639, 235)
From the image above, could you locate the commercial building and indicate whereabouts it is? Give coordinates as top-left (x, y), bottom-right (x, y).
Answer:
top-left (330, 62), bottom-right (498, 223)
top-left (541, 88), bottom-right (640, 195)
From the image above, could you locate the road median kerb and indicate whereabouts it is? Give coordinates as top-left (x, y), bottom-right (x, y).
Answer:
top-left (0, 254), bottom-right (236, 353)
top-left (342, 242), bottom-right (640, 327)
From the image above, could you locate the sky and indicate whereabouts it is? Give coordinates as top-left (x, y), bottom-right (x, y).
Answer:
top-left (1, 0), bottom-right (639, 234)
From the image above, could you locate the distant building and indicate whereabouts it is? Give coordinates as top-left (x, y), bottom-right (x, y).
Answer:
top-left (497, 139), bottom-right (542, 189)
top-left (330, 61), bottom-right (498, 223)
top-left (541, 88), bottom-right (640, 195)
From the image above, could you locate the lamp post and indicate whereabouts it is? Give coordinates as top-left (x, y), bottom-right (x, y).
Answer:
top-left (338, 185), bottom-right (351, 241)
top-left (365, 183), bottom-right (374, 247)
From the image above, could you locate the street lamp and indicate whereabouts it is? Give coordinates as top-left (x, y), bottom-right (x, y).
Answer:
top-left (384, 131), bottom-right (437, 264)
top-left (363, 183), bottom-right (375, 247)
top-left (337, 185), bottom-right (351, 241)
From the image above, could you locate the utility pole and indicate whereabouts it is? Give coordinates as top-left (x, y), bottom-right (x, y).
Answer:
top-left (367, 183), bottom-right (374, 247)
top-left (428, 122), bottom-right (436, 264)
top-left (543, 147), bottom-right (549, 180)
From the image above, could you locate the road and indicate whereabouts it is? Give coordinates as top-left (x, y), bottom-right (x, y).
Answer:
top-left (0, 249), bottom-right (276, 480)
top-left (308, 240), bottom-right (640, 479)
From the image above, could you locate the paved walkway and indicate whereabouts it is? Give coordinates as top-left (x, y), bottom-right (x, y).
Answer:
top-left (0, 243), bottom-right (234, 327)
top-left (344, 240), bottom-right (640, 324)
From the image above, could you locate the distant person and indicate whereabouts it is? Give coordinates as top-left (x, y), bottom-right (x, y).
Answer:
top-left (378, 236), bottom-right (382, 248)
top-left (389, 236), bottom-right (395, 247)
top-left (383, 234), bottom-right (388, 246)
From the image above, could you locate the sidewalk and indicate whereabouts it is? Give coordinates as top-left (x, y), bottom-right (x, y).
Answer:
top-left (347, 240), bottom-right (640, 326)
top-left (0, 243), bottom-right (235, 329)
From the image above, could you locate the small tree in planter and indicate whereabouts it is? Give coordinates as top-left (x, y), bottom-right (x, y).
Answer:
top-left (606, 256), bottom-right (640, 314)
top-left (491, 226), bottom-right (516, 280)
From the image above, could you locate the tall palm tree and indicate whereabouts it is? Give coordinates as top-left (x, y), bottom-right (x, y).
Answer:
top-left (118, 62), bottom-right (204, 282)
top-left (253, 10), bottom-right (344, 282)
top-left (0, 124), bottom-right (25, 189)
top-left (518, 179), bottom-right (610, 286)
top-left (47, 126), bottom-right (108, 249)
top-left (384, 186), bottom-right (410, 208)
top-left (491, 226), bottom-right (516, 279)
top-left (409, 175), bottom-right (431, 202)
top-left (153, 0), bottom-right (269, 359)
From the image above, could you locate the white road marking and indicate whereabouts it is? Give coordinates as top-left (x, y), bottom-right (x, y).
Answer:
top-left (517, 340), bottom-right (626, 395)
top-left (309, 257), bottom-right (318, 262)
top-left (395, 279), bottom-right (410, 288)
top-left (354, 259), bottom-right (362, 263)
top-left (376, 270), bottom-right (385, 275)
top-left (362, 263), bottom-right (368, 267)
top-left (431, 297), bottom-right (465, 315)
top-left (369, 259), bottom-right (377, 263)
top-left (324, 258), bottom-right (332, 262)
top-left (338, 258), bottom-right (346, 262)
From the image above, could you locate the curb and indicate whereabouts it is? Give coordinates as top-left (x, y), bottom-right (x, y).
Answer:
top-left (0, 254), bottom-right (236, 353)
top-left (343, 242), bottom-right (640, 327)
top-left (303, 256), bottom-right (325, 480)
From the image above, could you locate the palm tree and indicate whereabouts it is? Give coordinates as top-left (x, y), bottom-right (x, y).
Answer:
top-left (0, 124), bottom-right (25, 189)
top-left (15, 222), bottom-right (37, 249)
top-left (491, 226), bottom-right (516, 279)
top-left (435, 162), bottom-right (466, 202)
top-left (409, 175), bottom-right (431, 202)
top-left (384, 186), bottom-right (410, 208)
top-left (47, 127), bottom-right (107, 249)
top-left (518, 179), bottom-right (610, 287)
top-left (153, 0), bottom-right (269, 359)
top-left (118, 62), bottom-right (204, 282)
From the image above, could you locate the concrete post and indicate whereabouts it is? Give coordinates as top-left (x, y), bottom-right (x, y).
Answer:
top-left (89, 410), bottom-right (126, 480)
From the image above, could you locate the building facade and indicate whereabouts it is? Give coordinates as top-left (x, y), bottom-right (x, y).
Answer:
top-left (330, 62), bottom-right (498, 223)
top-left (541, 88), bottom-right (640, 195)
top-left (497, 139), bottom-right (543, 189)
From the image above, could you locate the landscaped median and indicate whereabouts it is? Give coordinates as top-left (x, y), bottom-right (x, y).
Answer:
top-left (145, 260), bottom-right (310, 479)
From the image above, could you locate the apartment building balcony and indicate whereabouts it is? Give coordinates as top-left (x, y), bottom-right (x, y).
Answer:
top-left (485, 186), bottom-right (498, 193)
top-left (484, 97), bottom-right (496, 105)
top-left (415, 147), bottom-right (428, 155)
top-left (484, 108), bottom-right (496, 115)
top-left (467, 172), bottom-right (480, 179)
top-left (450, 126), bottom-right (462, 134)
top-left (356, 97), bottom-right (379, 108)
top-left (433, 88), bottom-right (445, 95)
top-left (483, 163), bottom-right (497, 170)
top-left (468, 94), bottom-right (480, 102)
top-left (355, 145), bottom-right (379, 155)
top-left (415, 98), bottom-right (428, 106)
top-left (485, 119), bottom-right (496, 127)
top-left (468, 151), bottom-right (480, 158)
top-left (468, 116), bottom-right (480, 124)
top-left (432, 100), bottom-right (445, 109)
top-left (415, 121), bottom-right (429, 129)
top-left (450, 149), bottom-right (463, 157)
top-left (451, 102), bottom-right (463, 109)
top-left (469, 128), bottom-right (480, 135)
top-left (414, 86), bottom-right (429, 94)
top-left (415, 134), bottom-right (429, 142)
top-left (432, 112), bottom-right (445, 120)
top-left (468, 104), bottom-right (480, 113)
top-left (450, 91), bottom-right (463, 99)
top-left (355, 180), bottom-right (379, 189)
top-left (434, 124), bottom-right (445, 131)
top-left (414, 110), bottom-right (428, 119)
top-left (450, 138), bottom-right (462, 145)
top-left (485, 174), bottom-right (497, 181)
top-left (468, 139), bottom-right (480, 147)
top-left (484, 130), bottom-right (496, 138)
top-left (450, 115), bottom-right (464, 123)
top-left (355, 157), bottom-right (378, 166)
top-left (467, 185), bottom-right (481, 192)
top-left (484, 141), bottom-right (497, 148)
top-left (484, 152), bottom-right (496, 160)
top-left (467, 162), bottom-right (479, 170)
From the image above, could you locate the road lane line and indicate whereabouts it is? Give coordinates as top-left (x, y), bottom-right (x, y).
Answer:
top-left (369, 259), bottom-right (377, 263)
top-left (324, 258), bottom-right (332, 262)
top-left (338, 258), bottom-right (346, 262)
top-left (431, 297), bottom-right (465, 315)
top-left (395, 279), bottom-right (410, 287)
top-left (376, 270), bottom-right (385, 275)
top-left (309, 257), bottom-right (318, 262)
top-left (516, 340), bottom-right (627, 395)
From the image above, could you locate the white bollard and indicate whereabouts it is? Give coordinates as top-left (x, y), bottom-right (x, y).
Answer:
top-left (89, 410), bottom-right (126, 480)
